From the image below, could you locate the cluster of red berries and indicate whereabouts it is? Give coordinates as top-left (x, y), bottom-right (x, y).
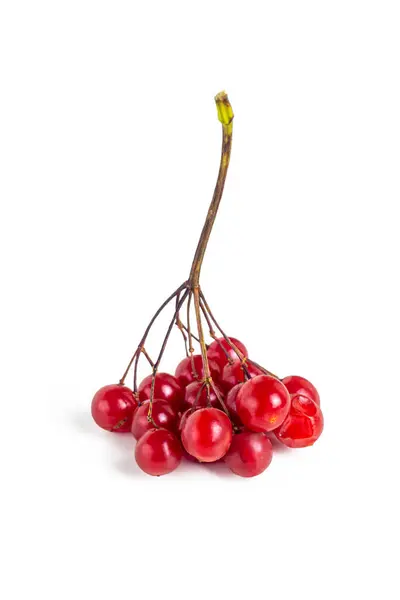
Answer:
top-left (91, 336), bottom-right (324, 477)
top-left (91, 92), bottom-right (323, 477)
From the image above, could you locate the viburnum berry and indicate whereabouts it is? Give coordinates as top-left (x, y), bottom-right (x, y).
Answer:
top-left (178, 409), bottom-right (194, 434)
top-left (275, 395), bottom-right (324, 448)
top-left (225, 383), bottom-right (244, 427)
top-left (175, 354), bottom-right (221, 387)
top-left (224, 432), bottom-right (273, 477)
top-left (221, 360), bottom-right (264, 392)
top-left (138, 373), bottom-right (183, 412)
top-left (135, 428), bottom-right (182, 476)
top-left (182, 381), bottom-right (225, 411)
top-left (236, 375), bottom-right (291, 432)
top-left (131, 399), bottom-right (178, 440)
top-left (181, 407), bottom-right (233, 462)
top-left (282, 375), bottom-right (320, 406)
top-left (91, 384), bottom-right (138, 432)
top-left (207, 337), bottom-right (248, 368)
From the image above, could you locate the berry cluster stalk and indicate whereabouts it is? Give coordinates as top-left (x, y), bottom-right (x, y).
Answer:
top-left (119, 92), bottom-right (275, 423)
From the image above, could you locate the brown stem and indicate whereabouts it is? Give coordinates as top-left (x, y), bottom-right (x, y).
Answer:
top-left (180, 323), bottom-right (201, 345)
top-left (201, 291), bottom-right (279, 380)
top-left (147, 289), bottom-right (189, 421)
top-left (193, 286), bottom-right (210, 380)
top-left (186, 290), bottom-right (199, 379)
top-left (200, 291), bottom-right (246, 362)
top-left (141, 347), bottom-right (154, 368)
top-left (188, 92), bottom-right (234, 288)
top-left (246, 358), bottom-right (279, 380)
top-left (186, 91), bottom-right (234, 389)
top-left (209, 379), bottom-right (230, 415)
top-left (119, 281), bottom-right (186, 388)
top-left (175, 292), bottom-right (190, 357)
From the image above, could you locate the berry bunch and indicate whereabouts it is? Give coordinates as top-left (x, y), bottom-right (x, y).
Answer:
top-left (91, 92), bottom-right (324, 477)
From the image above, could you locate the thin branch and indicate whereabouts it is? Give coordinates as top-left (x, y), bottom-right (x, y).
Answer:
top-left (201, 292), bottom-right (279, 380)
top-left (128, 282), bottom-right (188, 392)
top-left (194, 381), bottom-right (207, 409)
top-left (193, 286), bottom-right (210, 381)
top-left (141, 347), bottom-right (154, 368)
top-left (175, 292), bottom-right (189, 357)
top-left (181, 323), bottom-right (201, 345)
top-left (246, 358), bottom-right (279, 380)
top-left (200, 291), bottom-right (247, 363)
top-left (186, 290), bottom-right (199, 379)
top-left (120, 281), bottom-right (187, 386)
top-left (199, 297), bottom-right (231, 361)
top-left (147, 289), bottom-right (189, 421)
top-left (209, 379), bottom-right (230, 416)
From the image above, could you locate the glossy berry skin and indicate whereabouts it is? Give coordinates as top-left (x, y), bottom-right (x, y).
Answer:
top-left (225, 383), bottom-right (244, 427)
top-left (236, 375), bottom-right (291, 433)
top-left (178, 409), bottom-right (194, 434)
top-left (181, 408), bottom-right (233, 462)
top-left (207, 337), bottom-right (248, 368)
top-left (91, 384), bottom-right (138, 432)
top-left (224, 432), bottom-right (273, 477)
top-left (221, 360), bottom-right (264, 392)
top-left (182, 381), bottom-right (225, 411)
top-left (177, 410), bottom-right (199, 462)
top-left (275, 395), bottom-right (324, 448)
top-left (175, 354), bottom-right (221, 387)
top-left (282, 375), bottom-right (320, 406)
top-left (135, 428), bottom-right (182, 476)
top-left (138, 373), bottom-right (183, 412)
top-left (131, 399), bottom-right (178, 440)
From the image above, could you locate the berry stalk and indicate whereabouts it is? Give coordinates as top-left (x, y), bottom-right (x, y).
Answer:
top-left (188, 91), bottom-right (234, 287)
top-left (186, 92), bottom-right (234, 403)
top-left (119, 91), bottom-right (266, 419)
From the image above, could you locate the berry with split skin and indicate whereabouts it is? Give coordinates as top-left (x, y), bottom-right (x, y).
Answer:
top-left (175, 354), bottom-right (221, 387)
top-left (282, 375), bottom-right (320, 406)
top-left (221, 360), bottom-right (264, 392)
top-left (236, 374), bottom-right (291, 432)
top-left (207, 337), bottom-right (248, 368)
top-left (275, 395), bottom-right (324, 448)
top-left (131, 399), bottom-right (178, 440)
top-left (182, 381), bottom-right (225, 411)
top-left (135, 428), bottom-right (182, 476)
top-left (91, 384), bottom-right (138, 432)
top-left (181, 407), bottom-right (233, 462)
top-left (138, 373), bottom-right (184, 412)
top-left (224, 432), bottom-right (273, 477)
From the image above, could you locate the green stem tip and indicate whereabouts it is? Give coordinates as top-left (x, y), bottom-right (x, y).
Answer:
top-left (215, 91), bottom-right (234, 130)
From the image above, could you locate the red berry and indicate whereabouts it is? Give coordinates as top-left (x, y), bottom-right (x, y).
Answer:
top-left (236, 375), bottom-right (291, 432)
top-left (175, 354), bottom-right (221, 387)
top-left (181, 407), bottom-right (233, 462)
top-left (225, 383), bottom-right (244, 426)
top-left (91, 384), bottom-right (138, 432)
top-left (224, 432), bottom-right (273, 477)
top-left (282, 375), bottom-right (320, 406)
top-left (207, 337), bottom-right (248, 367)
top-left (221, 360), bottom-right (263, 392)
top-left (178, 411), bottom-right (200, 464)
top-left (135, 428), bottom-right (182, 476)
top-left (182, 381), bottom-right (225, 411)
top-left (138, 373), bottom-right (183, 412)
top-left (131, 399), bottom-right (178, 440)
top-left (275, 395), bottom-right (324, 448)
top-left (178, 409), bottom-right (194, 434)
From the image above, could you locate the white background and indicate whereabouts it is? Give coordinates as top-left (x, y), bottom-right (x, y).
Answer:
top-left (1, 1), bottom-right (399, 598)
